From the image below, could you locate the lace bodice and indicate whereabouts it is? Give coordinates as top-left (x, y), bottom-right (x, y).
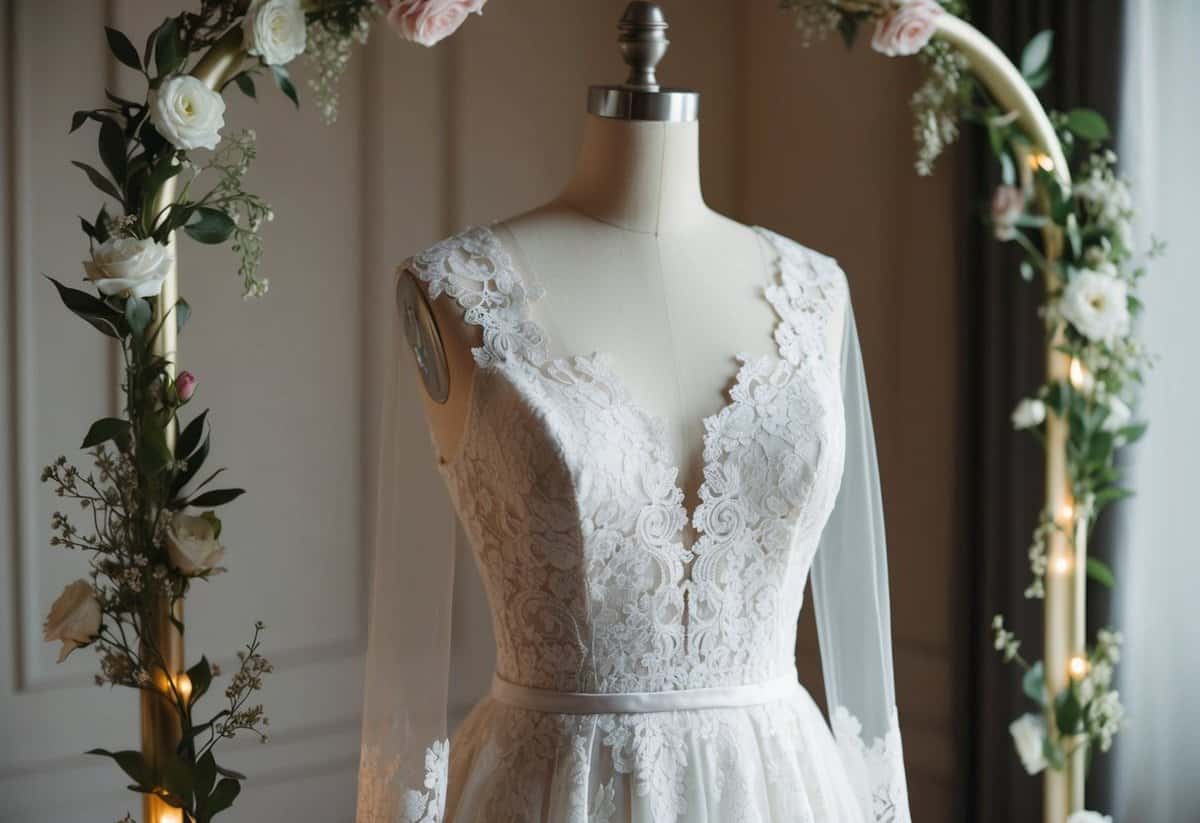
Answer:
top-left (357, 224), bottom-right (910, 823)
top-left (410, 225), bottom-right (846, 694)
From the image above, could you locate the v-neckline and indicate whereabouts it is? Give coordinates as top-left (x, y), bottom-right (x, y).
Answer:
top-left (467, 223), bottom-right (802, 538)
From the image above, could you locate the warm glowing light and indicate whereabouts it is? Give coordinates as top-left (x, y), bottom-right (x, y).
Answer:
top-left (1051, 553), bottom-right (1074, 574)
top-left (157, 808), bottom-right (183, 823)
top-left (1068, 655), bottom-right (1090, 680)
top-left (1027, 152), bottom-right (1055, 172)
top-left (168, 671), bottom-right (193, 702)
top-left (1057, 501), bottom-right (1075, 524)
top-left (1068, 358), bottom-right (1090, 391)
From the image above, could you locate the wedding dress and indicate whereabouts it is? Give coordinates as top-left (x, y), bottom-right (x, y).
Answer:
top-left (356, 223), bottom-right (911, 823)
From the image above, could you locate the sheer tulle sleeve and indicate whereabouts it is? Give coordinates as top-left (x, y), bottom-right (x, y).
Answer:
top-left (811, 301), bottom-right (911, 823)
top-left (356, 275), bottom-right (453, 823)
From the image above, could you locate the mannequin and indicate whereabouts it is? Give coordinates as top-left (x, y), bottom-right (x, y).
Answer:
top-left (403, 2), bottom-right (845, 513)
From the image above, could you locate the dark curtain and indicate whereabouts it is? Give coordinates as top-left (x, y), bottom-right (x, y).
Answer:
top-left (958, 2), bottom-right (1127, 821)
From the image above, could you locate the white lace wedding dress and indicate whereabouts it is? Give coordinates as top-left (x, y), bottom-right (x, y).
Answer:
top-left (357, 225), bottom-right (911, 823)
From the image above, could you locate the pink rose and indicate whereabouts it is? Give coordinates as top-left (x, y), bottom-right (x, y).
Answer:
top-left (991, 185), bottom-right (1026, 241)
top-left (176, 371), bottom-right (197, 402)
top-left (376, 0), bottom-right (486, 47)
top-left (871, 0), bottom-right (943, 57)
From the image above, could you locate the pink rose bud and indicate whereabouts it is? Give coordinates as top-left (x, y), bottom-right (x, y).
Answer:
top-left (176, 371), bottom-right (197, 402)
top-left (991, 185), bottom-right (1026, 241)
top-left (871, 0), bottom-right (943, 58)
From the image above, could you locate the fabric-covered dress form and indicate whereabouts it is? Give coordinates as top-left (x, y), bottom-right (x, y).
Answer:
top-left (357, 225), bottom-right (911, 823)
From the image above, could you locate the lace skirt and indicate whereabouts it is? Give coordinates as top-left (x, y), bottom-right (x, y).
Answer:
top-left (445, 683), bottom-right (866, 823)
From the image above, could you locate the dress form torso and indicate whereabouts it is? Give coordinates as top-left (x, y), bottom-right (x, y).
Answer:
top-left (414, 113), bottom-right (845, 510)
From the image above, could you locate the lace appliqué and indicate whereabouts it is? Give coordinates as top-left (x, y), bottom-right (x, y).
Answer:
top-left (358, 738), bottom-right (449, 823)
top-left (831, 706), bottom-right (911, 823)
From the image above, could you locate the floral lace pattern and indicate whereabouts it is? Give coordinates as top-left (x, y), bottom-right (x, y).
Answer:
top-left (362, 224), bottom-right (909, 822)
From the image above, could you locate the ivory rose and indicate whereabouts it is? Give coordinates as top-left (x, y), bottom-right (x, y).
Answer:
top-left (166, 512), bottom-right (227, 576)
top-left (83, 236), bottom-right (172, 298)
top-left (376, 0), bottom-right (487, 47)
top-left (871, 0), bottom-right (943, 58)
top-left (244, 0), bottom-right (307, 66)
top-left (43, 579), bottom-right (102, 663)
top-left (1009, 713), bottom-right (1048, 775)
top-left (1060, 267), bottom-right (1131, 344)
top-left (1010, 398), bottom-right (1046, 431)
top-left (149, 75), bottom-right (226, 151)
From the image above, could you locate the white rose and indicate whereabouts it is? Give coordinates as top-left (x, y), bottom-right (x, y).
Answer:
top-left (871, 0), bottom-right (943, 57)
top-left (1011, 398), bottom-right (1046, 430)
top-left (1060, 269), bottom-right (1131, 344)
top-left (1066, 812), bottom-right (1113, 823)
top-left (1009, 713), bottom-right (1048, 775)
top-left (1102, 396), bottom-right (1132, 433)
top-left (166, 512), bottom-right (226, 576)
top-left (244, 0), bottom-right (307, 66)
top-left (83, 237), bottom-right (172, 298)
top-left (149, 76), bottom-right (226, 151)
top-left (43, 579), bottom-right (102, 663)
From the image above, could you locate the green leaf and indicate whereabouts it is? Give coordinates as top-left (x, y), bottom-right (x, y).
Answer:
top-left (1094, 486), bottom-right (1134, 508)
top-left (836, 15), bottom-right (860, 50)
top-left (233, 72), bottom-right (257, 100)
top-left (1025, 64), bottom-right (1051, 91)
top-left (1118, 421), bottom-right (1148, 444)
top-left (1086, 556), bottom-right (1117, 589)
top-left (1055, 687), bottom-right (1083, 736)
top-left (139, 423), bottom-right (174, 479)
top-left (46, 276), bottom-right (127, 338)
top-left (1000, 152), bottom-right (1016, 186)
top-left (1022, 661), bottom-right (1046, 706)
top-left (70, 109), bottom-right (93, 133)
top-left (1065, 108), bottom-right (1111, 142)
top-left (1020, 30), bottom-right (1054, 81)
top-left (81, 417), bottom-right (131, 450)
top-left (172, 433), bottom-right (210, 496)
top-left (86, 748), bottom-right (152, 789)
top-left (95, 205), bottom-right (113, 243)
top-left (161, 752), bottom-right (195, 810)
top-left (271, 65), bottom-right (299, 108)
top-left (176, 410), bottom-right (208, 460)
top-left (175, 297), bottom-right (192, 335)
top-left (206, 777), bottom-right (242, 819)
top-left (184, 207), bottom-right (236, 245)
top-left (105, 26), bottom-right (143, 72)
top-left (1042, 736), bottom-right (1066, 771)
top-left (194, 751), bottom-right (218, 805)
top-left (187, 488), bottom-right (246, 508)
top-left (98, 118), bottom-right (128, 188)
top-left (213, 762), bottom-right (247, 781)
top-left (71, 160), bottom-right (123, 203)
top-left (154, 18), bottom-right (183, 78)
top-left (124, 296), bottom-right (152, 338)
top-left (186, 655), bottom-right (214, 705)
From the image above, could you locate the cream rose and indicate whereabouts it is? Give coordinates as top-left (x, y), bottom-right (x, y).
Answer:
top-left (244, 0), bottom-right (307, 66)
top-left (149, 75), bottom-right (226, 151)
top-left (43, 579), bottom-right (102, 663)
top-left (1011, 398), bottom-right (1046, 430)
top-left (166, 512), bottom-right (227, 576)
top-left (83, 237), bottom-right (173, 298)
top-left (377, 0), bottom-right (487, 47)
top-left (1009, 713), bottom-right (1048, 775)
top-left (871, 0), bottom-right (943, 57)
top-left (1102, 396), bottom-right (1132, 433)
top-left (1060, 268), bottom-right (1131, 344)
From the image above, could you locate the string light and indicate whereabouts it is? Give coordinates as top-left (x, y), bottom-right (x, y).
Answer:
top-left (1057, 500), bottom-right (1075, 526)
top-left (1051, 552), bottom-right (1074, 575)
top-left (1027, 152), bottom-right (1055, 172)
top-left (1068, 655), bottom-right (1090, 681)
top-left (1069, 358), bottom-right (1091, 392)
top-left (174, 672), bottom-right (192, 702)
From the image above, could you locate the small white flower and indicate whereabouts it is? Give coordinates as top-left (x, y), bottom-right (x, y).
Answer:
top-left (43, 579), bottom-right (102, 663)
top-left (1011, 398), bottom-right (1046, 430)
top-left (166, 512), bottom-right (226, 576)
top-left (149, 75), bottom-right (226, 151)
top-left (1067, 811), bottom-right (1112, 823)
top-left (1060, 268), bottom-right (1131, 344)
top-left (1009, 713), bottom-right (1048, 775)
top-left (83, 237), bottom-right (173, 298)
top-left (1102, 396), bottom-right (1132, 433)
top-left (244, 0), bottom-right (307, 66)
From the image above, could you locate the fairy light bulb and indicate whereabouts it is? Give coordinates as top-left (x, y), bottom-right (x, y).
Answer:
top-left (175, 672), bottom-right (192, 702)
top-left (1068, 655), bottom-right (1090, 680)
top-left (1027, 152), bottom-right (1055, 172)
top-left (1068, 358), bottom-right (1090, 392)
top-left (1051, 552), bottom-right (1073, 575)
top-left (1057, 500), bottom-right (1075, 525)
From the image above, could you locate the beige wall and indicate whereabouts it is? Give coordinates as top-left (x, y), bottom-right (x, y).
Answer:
top-left (0, 1), bottom-right (961, 820)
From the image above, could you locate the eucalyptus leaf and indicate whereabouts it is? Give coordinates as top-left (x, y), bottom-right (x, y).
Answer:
top-left (1086, 556), bottom-right (1117, 589)
top-left (1020, 30), bottom-right (1054, 80)
top-left (46, 276), bottom-right (127, 338)
top-left (271, 65), bottom-right (299, 108)
top-left (187, 488), bottom-right (246, 508)
top-left (69, 109), bottom-right (93, 133)
top-left (81, 417), bottom-right (131, 451)
top-left (186, 655), bottom-right (214, 705)
top-left (206, 777), bottom-right (242, 819)
top-left (98, 118), bottom-right (128, 188)
top-left (176, 410), bottom-right (209, 460)
top-left (1023, 661), bottom-right (1046, 706)
top-left (172, 433), bottom-right (210, 496)
top-left (1065, 108), bottom-right (1111, 142)
top-left (195, 751), bottom-right (218, 805)
top-left (124, 296), bottom-right (152, 338)
top-left (233, 72), bottom-right (257, 100)
top-left (175, 297), bottom-right (192, 334)
top-left (154, 18), bottom-right (183, 79)
top-left (86, 748), bottom-right (152, 789)
top-left (105, 26), bottom-right (143, 72)
top-left (184, 207), bottom-right (236, 245)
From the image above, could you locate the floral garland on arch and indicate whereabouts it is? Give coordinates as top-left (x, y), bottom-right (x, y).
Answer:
top-left (39, 2), bottom-right (484, 821)
top-left (782, 2), bottom-right (1158, 821)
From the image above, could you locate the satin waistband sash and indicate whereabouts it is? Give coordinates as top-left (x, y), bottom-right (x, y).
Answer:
top-left (489, 669), bottom-right (801, 715)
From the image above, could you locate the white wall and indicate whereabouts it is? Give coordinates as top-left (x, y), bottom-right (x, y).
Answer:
top-left (0, 1), bottom-right (963, 820)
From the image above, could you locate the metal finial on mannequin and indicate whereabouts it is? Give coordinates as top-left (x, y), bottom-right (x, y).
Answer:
top-left (588, 2), bottom-right (699, 122)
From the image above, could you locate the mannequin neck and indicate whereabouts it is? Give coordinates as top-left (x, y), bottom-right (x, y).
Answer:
top-left (558, 115), bottom-right (708, 235)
